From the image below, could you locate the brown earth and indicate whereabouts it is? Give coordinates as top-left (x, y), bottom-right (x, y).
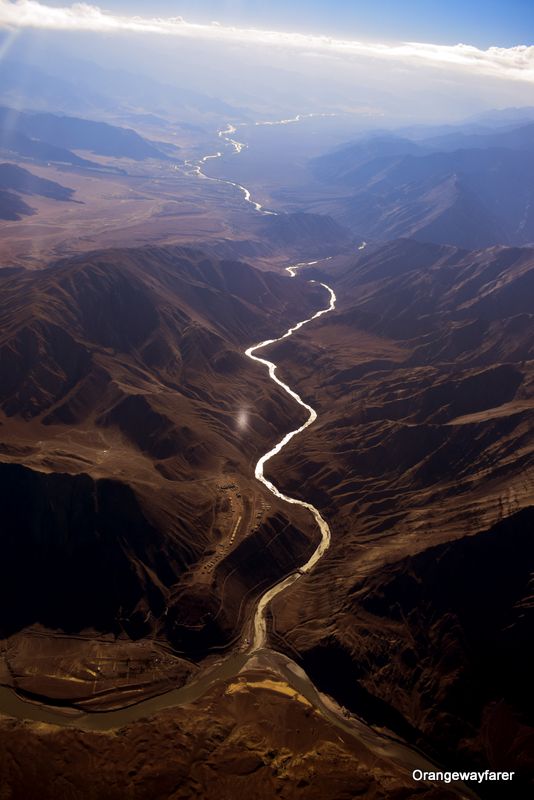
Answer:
top-left (0, 660), bottom-right (466, 800)
top-left (0, 245), bottom-right (329, 706)
top-left (257, 239), bottom-right (534, 794)
top-left (0, 158), bottom-right (351, 271)
top-left (1, 221), bottom-right (533, 797)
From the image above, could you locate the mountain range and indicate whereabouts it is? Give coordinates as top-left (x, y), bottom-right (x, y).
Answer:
top-left (0, 162), bottom-right (75, 220)
top-left (258, 237), bottom-right (534, 786)
top-left (0, 246), bottom-right (324, 660)
top-left (0, 235), bottom-right (532, 795)
top-left (0, 105), bottom-right (172, 167)
top-left (310, 123), bottom-right (534, 248)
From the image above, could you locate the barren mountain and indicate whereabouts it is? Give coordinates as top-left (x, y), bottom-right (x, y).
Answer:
top-left (309, 127), bottom-right (534, 248)
top-left (1, 102), bottom-right (533, 798)
top-left (0, 162), bottom-right (75, 220)
top-left (0, 245), bottom-right (326, 703)
top-left (257, 239), bottom-right (534, 794)
top-left (0, 658), bottom-right (465, 800)
top-left (0, 105), bottom-right (171, 164)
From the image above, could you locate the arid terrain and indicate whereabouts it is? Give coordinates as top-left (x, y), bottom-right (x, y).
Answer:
top-left (0, 106), bottom-right (351, 272)
top-left (0, 656), bottom-right (470, 800)
top-left (0, 245), bottom-right (332, 702)
top-left (0, 74), bottom-right (533, 800)
top-left (263, 239), bottom-right (534, 793)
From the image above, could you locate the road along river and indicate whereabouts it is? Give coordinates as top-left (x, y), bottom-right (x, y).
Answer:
top-left (0, 116), bottom-right (478, 798)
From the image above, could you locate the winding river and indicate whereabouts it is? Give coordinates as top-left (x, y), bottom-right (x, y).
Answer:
top-left (246, 270), bottom-right (335, 649)
top-left (193, 115), bottom-right (340, 648)
top-left (184, 121), bottom-right (278, 214)
top-left (0, 115), bottom-right (477, 798)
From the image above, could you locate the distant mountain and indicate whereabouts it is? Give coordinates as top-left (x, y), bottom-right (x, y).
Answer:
top-left (0, 106), bottom-right (170, 163)
top-left (311, 134), bottom-right (426, 183)
top-left (0, 57), bottom-right (243, 123)
top-left (397, 106), bottom-right (534, 140)
top-left (0, 189), bottom-right (32, 221)
top-left (0, 60), bottom-right (112, 116)
top-left (469, 105), bottom-right (534, 128)
top-left (422, 121), bottom-right (534, 153)
top-left (0, 162), bottom-right (75, 220)
top-left (60, 58), bottom-right (242, 119)
top-left (0, 124), bottom-right (101, 170)
top-left (310, 125), bottom-right (534, 248)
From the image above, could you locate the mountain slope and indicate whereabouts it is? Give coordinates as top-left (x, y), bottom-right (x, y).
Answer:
top-left (0, 162), bottom-right (75, 220)
top-left (0, 246), bottom-right (324, 682)
top-left (256, 239), bottom-right (534, 790)
top-left (0, 105), bottom-right (170, 166)
top-left (309, 128), bottom-right (534, 247)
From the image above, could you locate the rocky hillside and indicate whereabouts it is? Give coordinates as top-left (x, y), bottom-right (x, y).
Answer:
top-left (0, 245), bottom-right (324, 667)
top-left (261, 239), bottom-right (534, 795)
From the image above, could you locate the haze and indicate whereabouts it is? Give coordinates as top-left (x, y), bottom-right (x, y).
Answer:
top-left (1, 0), bottom-right (533, 123)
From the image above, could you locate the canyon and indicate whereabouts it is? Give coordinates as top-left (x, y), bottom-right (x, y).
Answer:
top-left (0, 106), bottom-right (532, 800)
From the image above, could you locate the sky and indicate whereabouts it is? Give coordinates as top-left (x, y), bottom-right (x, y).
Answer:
top-left (75, 1), bottom-right (534, 48)
top-left (0, 1), bottom-right (533, 123)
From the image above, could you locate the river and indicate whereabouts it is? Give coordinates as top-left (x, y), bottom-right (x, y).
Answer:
top-left (0, 115), bottom-right (477, 798)
top-left (246, 269), bottom-right (335, 649)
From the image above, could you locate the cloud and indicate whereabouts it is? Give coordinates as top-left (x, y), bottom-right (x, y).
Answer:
top-left (1, 0), bottom-right (533, 84)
